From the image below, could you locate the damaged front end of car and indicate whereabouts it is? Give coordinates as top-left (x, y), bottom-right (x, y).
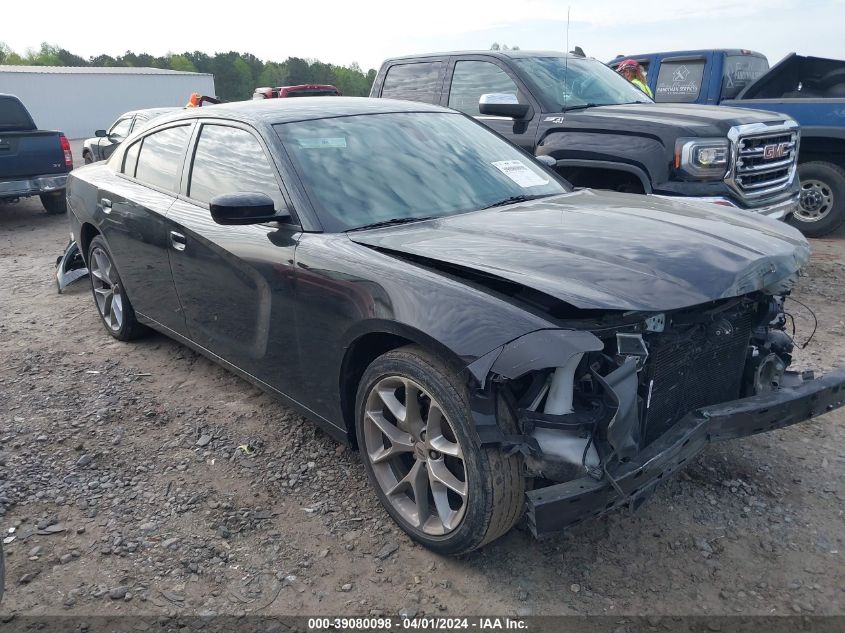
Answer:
top-left (465, 289), bottom-right (845, 538)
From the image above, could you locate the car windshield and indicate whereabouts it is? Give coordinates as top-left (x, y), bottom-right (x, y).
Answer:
top-left (512, 57), bottom-right (652, 111)
top-left (275, 112), bottom-right (566, 232)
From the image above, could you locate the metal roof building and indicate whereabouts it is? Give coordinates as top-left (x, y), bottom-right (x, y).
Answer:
top-left (0, 65), bottom-right (215, 138)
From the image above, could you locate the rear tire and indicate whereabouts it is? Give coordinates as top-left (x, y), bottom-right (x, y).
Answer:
top-left (87, 236), bottom-right (148, 341)
top-left (355, 346), bottom-right (524, 555)
top-left (789, 161), bottom-right (845, 237)
top-left (40, 192), bottom-right (67, 214)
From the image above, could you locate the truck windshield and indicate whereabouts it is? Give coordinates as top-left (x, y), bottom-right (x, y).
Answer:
top-left (511, 57), bottom-right (652, 111)
top-left (275, 112), bottom-right (566, 232)
top-left (721, 55), bottom-right (769, 100)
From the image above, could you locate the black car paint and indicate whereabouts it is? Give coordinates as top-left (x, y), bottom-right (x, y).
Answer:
top-left (370, 51), bottom-right (798, 208)
top-left (349, 190), bottom-right (809, 312)
top-left (67, 98), bottom-right (845, 537)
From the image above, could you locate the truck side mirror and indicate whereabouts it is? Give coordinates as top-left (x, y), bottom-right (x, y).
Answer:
top-left (479, 93), bottom-right (530, 119)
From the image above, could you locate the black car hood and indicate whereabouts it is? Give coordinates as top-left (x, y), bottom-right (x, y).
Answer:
top-left (348, 190), bottom-right (810, 312)
top-left (561, 102), bottom-right (787, 137)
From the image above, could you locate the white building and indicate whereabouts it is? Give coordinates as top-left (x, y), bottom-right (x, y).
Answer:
top-left (0, 65), bottom-right (215, 138)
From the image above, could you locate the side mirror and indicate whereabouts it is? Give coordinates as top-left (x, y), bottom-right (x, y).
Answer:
top-left (210, 192), bottom-right (289, 225)
top-left (479, 93), bottom-right (530, 119)
top-left (95, 129), bottom-right (107, 138)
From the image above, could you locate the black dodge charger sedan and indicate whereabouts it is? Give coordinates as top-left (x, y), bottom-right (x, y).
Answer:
top-left (66, 97), bottom-right (845, 555)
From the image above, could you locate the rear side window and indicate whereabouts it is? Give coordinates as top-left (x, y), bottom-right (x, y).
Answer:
top-left (188, 125), bottom-right (285, 210)
top-left (131, 116), bottom-right (148, 133)
top-left (0, 97), bottom-right (35, 131)
top-left (134, 125), bottom-right (191, 191)
top-left (448, 61), bottom-right (521, 116)
top-left (722, 56), bottom-right (769, 100)
top-left (381, 62), bottom-right (443, 103)
top-left (654, 60), bottom-right (706, 103)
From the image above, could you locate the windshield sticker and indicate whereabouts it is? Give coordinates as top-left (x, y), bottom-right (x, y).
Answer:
top-left (296, 137), bottom-right (347, 149)
top-left (492, 160), bottom-right (549, 187)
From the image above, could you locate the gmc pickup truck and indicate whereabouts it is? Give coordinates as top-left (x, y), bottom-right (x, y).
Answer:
top-left (0, 94), bottom-right (72, 214)
top-left (610, 50), bottom-right (845, 236)
top-left (370, 50), bottom-right (801, 221)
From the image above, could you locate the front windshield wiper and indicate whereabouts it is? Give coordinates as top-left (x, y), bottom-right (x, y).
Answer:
top-left (481, 194), bottom-right (554, 209)
top-left (561, 102), bottom-right (616, 111)
top-left (347, 215), bottom-right (438, 232)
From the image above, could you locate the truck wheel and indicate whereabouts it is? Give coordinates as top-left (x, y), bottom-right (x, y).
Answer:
top-left (83, 151), bottom-right (94, 164)
top-left (40, 192), bottom-right (67, 215)
top-left (356, 346), bottom-right (524, 555)
top-left (790, 162), bottom-right (845, 237)
top-left (87, 236), bottom-right (148, 341)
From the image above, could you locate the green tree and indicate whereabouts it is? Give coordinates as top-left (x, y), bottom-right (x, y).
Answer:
top-left (169, 54), bottom-right (197, 72)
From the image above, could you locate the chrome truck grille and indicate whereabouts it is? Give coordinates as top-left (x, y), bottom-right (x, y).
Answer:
top-left (726, 121), bottom-right (800, 200)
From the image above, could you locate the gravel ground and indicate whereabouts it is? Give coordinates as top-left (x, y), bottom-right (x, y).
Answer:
top-left (1, 189), bottom-right (844, 618)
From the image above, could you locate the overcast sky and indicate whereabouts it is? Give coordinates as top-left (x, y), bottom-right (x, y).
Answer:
top-left (4, 0), bottom-right (843, 70)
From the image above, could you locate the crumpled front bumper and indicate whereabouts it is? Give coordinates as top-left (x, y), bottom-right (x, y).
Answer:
top-left (526, 365), bottom-right (845, 538)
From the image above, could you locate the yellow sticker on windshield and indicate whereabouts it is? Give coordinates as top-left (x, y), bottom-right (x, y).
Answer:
top-left (297, 137), bottom-right (347, 149)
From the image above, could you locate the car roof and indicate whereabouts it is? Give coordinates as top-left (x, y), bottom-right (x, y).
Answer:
top-left (123, 107), bottom-right (181, 118)
top-left (381, 49), bottom-right (574, 63)
top-left (151, 97), bottom-right (453, 127)
top-left (610, 49), bottom-right (767, 62)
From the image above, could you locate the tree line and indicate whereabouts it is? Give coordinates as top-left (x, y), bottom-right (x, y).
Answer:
top-left (0, 43), bottom-right (377, 101)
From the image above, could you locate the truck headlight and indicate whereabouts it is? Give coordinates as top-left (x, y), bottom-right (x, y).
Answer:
top-left (675, 138), bottom-right (730, 180)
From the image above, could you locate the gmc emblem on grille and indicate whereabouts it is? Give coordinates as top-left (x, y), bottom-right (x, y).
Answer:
top-left (763, 143), bottom-right (788, 159)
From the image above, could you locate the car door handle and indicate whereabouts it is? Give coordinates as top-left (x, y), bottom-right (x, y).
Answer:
top-left (170, 231), bottom-right (186, 251)
top-left (100, 198), bottom-right (112, 212)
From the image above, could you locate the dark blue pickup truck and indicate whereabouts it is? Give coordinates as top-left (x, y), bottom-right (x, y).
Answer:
top-left (0, 94), bottom-right (73, 214)
top-left (610, 50), bottom-right (845, 237)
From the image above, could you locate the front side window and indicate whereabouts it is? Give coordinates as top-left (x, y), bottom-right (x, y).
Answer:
top-left (511, 57), bottom-right (651, 111)
top-left (188, 125), bottom-right (284, 210)
top-left (654, 60), bottom-right (706, 103)
top-left (109, 118), bottom-right (133, 143)
top-left (276, 112), bottom-right (566, 232)
top-left (134, 125), bottom-right (191, 191)
top-left (381, 62), bottom-right (443, 103)
top-left (448, 61), bottom-right (521, 116)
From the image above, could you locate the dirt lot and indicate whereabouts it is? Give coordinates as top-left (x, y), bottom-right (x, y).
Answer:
top-left (1, 185), bottom-right (844, 619)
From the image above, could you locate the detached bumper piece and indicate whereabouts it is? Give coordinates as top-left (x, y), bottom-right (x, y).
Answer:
top-left (55, 240), bottom-right (88, 293)
top-left (526, 364), bottom-right (845, 538)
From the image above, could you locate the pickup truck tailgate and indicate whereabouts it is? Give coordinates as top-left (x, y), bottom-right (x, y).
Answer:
top-left (0, 130), bottom-right (66, 179)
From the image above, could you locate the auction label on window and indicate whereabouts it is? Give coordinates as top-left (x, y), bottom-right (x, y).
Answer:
top-left (297, 137), bottom-right (348, 149)
top-left (492, 160), bottom-right (549, 187)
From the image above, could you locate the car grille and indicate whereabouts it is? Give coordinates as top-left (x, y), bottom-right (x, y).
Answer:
top-left (728, 124), bottom-right (799, 200)
top-left (641, 303), bottom-right (756, 444)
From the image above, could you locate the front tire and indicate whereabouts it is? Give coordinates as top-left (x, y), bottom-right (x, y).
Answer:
top-left (789, 161), bottom-right (845, 237)
top-left (83, 151), bottom-right (94, 164)
top-left (355, 346), bottom-right (524, 555)
top-left (40, 192), bottom-right (67, 214)
top-left (87, 236), bottom-right (148, 341)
